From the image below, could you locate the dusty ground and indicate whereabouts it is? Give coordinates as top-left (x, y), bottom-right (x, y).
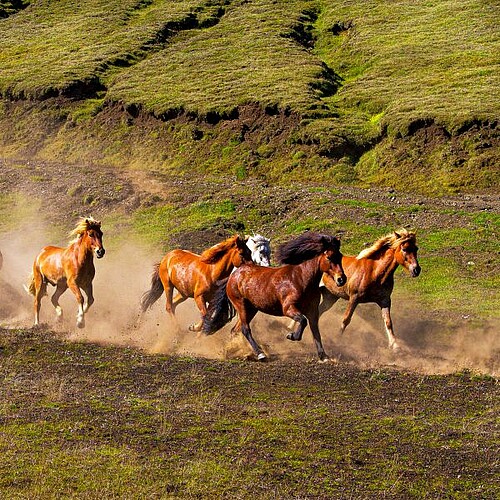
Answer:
top-left (0, 158), bottom-right (498, 375)
top-left (0, 157), bottom-right (498, 497)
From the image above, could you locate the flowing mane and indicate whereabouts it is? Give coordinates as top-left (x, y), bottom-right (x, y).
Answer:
top-left (69, 217), bottom-right (102, 242)
top-left (357, 229), bottom-right (416, 260)
top-left (276, 232), bottom-right (340, 265)
top-left (200, 235), bottom-right (241, 264)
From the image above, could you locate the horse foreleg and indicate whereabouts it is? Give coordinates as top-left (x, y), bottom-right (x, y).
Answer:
top-left (380, 305), bottom-right (399, 351)
top-left (171, 292), bottom-right (187, 315)
top-left (51, 282), bottom-right (68, 323)
top-left (307, 310), bottom-right (330, 362)
top-left (239, 308), bottom-right (265, 361)
top-left (285, 307), bottom-right (307, 342)
top-left (189, 294), bottom-right (207, 332)
top-left (82, 283), bottom-right (94, 313)
top-left (67, 279), bottom-right (85, 328)
top-left (340, 298), bottom-right (358, 334)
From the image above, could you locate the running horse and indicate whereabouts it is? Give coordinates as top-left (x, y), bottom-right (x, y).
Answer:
top-left (27, 217), bottom-right (105, 328)
top-left (316, 229), bottom-right (420, 351)
top-left (141, 234), bottom-right (270, 331)
top-left (203, 232), bottom-right (346, 361)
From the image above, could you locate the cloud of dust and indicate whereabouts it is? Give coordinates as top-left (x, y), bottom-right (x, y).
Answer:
top-left (0, 226), bottom-right (231, 359)
top-left (1, 227), bottom-right (498, 376)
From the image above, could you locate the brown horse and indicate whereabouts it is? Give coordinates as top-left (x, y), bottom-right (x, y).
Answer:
top-left (141, 235), bottom-right (255, 331)
top-left (317, 229), bottom-right (420, 351)
top-left (27, 217), bottom-right (105, 328)
top-left (203, 232), bottom-right (346, 361)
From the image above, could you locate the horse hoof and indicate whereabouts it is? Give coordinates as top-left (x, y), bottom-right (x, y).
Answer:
top-left (257, 353), bottom-right (267, 362)
top-left (286, 332), bottom-right (300, 342)
top-left (318, 356), bottom-right (336, 364)
top-left (77, 321), bottom-right (85, 329)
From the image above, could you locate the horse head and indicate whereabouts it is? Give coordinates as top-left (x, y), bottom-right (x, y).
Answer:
top-left (276, 231), bottom-right (346, 286)
top-left (232, 235), bottom-right (253, 268)
top-left (393, 231), bottom-right (420, 277)
top-left (77, 217), bottom-right (105, 259)
top-left (320, 236), bottom-right (346, 286)
top-left (245, 234), bottom-right (271, 266)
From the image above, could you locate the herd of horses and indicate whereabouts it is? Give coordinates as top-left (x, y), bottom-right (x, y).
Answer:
top-left (7, 217), bottom-right (421, 362)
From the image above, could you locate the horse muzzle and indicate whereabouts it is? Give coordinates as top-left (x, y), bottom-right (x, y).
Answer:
top-left (95, 248), bottom-right (105, 259)
top-left (410, 264), bottom-right (421, 277)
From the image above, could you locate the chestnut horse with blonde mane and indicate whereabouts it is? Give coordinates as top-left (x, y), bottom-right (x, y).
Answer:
top-left (203, 232), bottom-right (346, 361)
top-left (317, 229), bottom-right (420, 351)
top-left (27, 217), bottom-right (105, 328)
top-left (141, 234), bottom-right (257, 332)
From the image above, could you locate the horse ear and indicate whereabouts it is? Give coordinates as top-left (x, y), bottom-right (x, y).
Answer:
top-left (394, 231), bottom-right (401, 239)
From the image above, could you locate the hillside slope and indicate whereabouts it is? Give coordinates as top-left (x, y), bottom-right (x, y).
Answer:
top-left (0, 0), bottom-right (498, 193)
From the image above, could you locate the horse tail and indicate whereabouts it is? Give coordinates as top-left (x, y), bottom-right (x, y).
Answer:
top-left (25, 273), bottom-right (36, 296)
top-left (140, 263), bottom-right (164, 312)
top-left (202, 277), bottom-right (236, 334)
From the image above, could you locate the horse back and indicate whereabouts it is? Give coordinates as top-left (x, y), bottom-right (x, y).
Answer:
top-left (161, 248), bottom-right (210, 297)
top-left (323, 254), bottom-right (393, 302)
top-left (228, 263), bottom-right (316, 316)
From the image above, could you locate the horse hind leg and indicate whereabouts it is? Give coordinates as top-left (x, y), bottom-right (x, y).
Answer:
top-left (33, 281), bottom-right (47, 327)
top-left (30, 268), bottom-right (47, 327)
top-left (51, 282), bottom-right (68, 323)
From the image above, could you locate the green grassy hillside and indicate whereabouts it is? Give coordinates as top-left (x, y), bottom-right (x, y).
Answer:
top-left (0, 0), bottom-right (498, 192)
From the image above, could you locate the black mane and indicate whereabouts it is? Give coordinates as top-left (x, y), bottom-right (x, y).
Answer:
top-left (276, 232), bottom-right (340, 265)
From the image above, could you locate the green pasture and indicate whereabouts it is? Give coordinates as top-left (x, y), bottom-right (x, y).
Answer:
top-left (0, 0), bottom-right (498, 192)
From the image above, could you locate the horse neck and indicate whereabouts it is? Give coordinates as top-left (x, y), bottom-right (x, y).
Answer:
top-left (69, 236), bottom-right (94, 265)
top-left (371, 247), bottom-right (399, 284)
top-left (298, 256), bottom-right (324, 286)
top-left (212, 249), bottom-right (238, 277)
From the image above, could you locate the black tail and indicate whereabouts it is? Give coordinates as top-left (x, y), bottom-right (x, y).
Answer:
top-left (140, 263), bottom-right (164, 312)
top-left (202, 277), bottom-right (236, 334)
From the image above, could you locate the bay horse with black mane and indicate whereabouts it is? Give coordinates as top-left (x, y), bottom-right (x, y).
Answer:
top-left (203, 232), bottom-right (346, 361)
top-left (141, 234), bottom-right (269, 332)
top-left (316, 229), bottom-right (420, 351)
top-left (27, 217), bottom-right (105, 328)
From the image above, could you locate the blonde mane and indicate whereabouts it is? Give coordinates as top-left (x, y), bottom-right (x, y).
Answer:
top-left (69, 217), bottom-right (101, 242)
top-left (356, 229), bottom-right (416, 260)
top-left (200, 235), bottom-right (240, 264)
